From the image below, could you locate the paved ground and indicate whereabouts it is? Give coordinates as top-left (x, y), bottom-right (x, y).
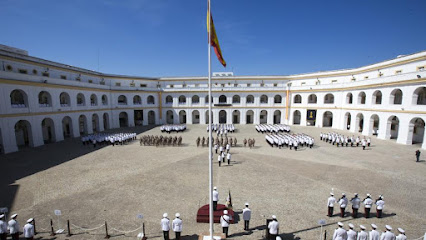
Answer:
top-left (0, 124), bottom-right (425, 240)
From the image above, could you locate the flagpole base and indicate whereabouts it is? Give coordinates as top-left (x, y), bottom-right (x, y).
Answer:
top-left (199, 233), bottom-right (226, 240)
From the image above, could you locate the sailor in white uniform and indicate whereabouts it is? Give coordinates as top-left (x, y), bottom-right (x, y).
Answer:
top-left (396, 228), bottom-right (406, 240)
top-left (160, 213), bottom-right (170, 240)
top-left (333, 222), bottom-right (347, 240)
top-left (220, 210), bottom-right (231, 237)
top-left (23, 218), bottom-right (34, 240)
top-left (347, 223), bottom-right (357, 240)
top-left (369, 224), bottom-right (380, 240)
top-left (242, 203), bottom-right (251, 231)
top-left (357, 225), bottom-right (368, 240)
top-left (172, 213), bottom-right (182, 240)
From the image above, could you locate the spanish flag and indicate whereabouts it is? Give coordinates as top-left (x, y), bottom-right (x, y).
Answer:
top-left (207, 8), bottom-right (226, 67)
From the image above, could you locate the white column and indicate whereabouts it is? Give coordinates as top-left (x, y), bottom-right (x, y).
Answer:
top-left (1, 121), bottom-right (18, 153)
top-left (54, 118), bottom-right (64, 142)
top-left (241, 110), bottom-right (247, 124)
top-left (32, 121), bottom-right (44, 147)
top-left (397, 117), bottom-right (411, 145)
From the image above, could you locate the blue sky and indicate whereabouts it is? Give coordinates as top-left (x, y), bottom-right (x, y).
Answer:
top-left (1, 0), bottom-right (425, 77)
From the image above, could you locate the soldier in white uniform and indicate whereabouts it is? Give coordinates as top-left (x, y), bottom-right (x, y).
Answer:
top-left (220, 210), bottom-right (230, 237)
top-left (356, 225), bottom-right (368, 240)
top-left (338, 193), bottom-right (348, 217)
top-left (172, 213), bottom-right (182, 240)
top-left (8, 214), bottom-right (19, 240)
top-left (226, 152), bottom-right (231, 165)
top-left (396, 228), bottom-right (406, 240)
top-left (357, 225), bottom-right (368, 240)
top-left (218, 155), bottom-right (222, 167)
top-left (363, 194), bottom-right (373, 218)
top-left (347, 223), bottom-right (357, 240)
top-left (375, 196), bottom-right (385, 218)
top-left (267, 215), bottom-right (279, 240)
top-left (381, 225), bottom-right (396, 240)
top-left (242, 203), bottom-right (251, 231)
top-left (213, 187), bottom-right (219, 211)
top-left (350, 193), bottom-right (361, 218)
top-left (369, 224), bottom-right (380, 240)
top-left (327, 193), bottom-right (336, 217)
top-left (333, 222), bottom-right (347, 240)
top-left (0, 214), bottom-right (7, 240)
top-left (23, 218), bottom-right (34, 240)
top-left (160, 213), bottom-right (170, 240)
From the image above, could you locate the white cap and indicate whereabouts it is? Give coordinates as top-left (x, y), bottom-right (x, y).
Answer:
top-left (371, 224), bottom-right (377, 229)
top-left (245, 202), bottom-right (249, 206)
top-left (0, 214), bottom-right (4, 218)
top-left (386, 225), bottom-right (392, 231)
top-left (27, 218), bottom-right (33, 223)
top-left (272, 215), bottom-right (276, 219)
top-left (213, 186), bottom-right (217, 190)
top-left (338, 222), bottom-right (344, 227)
top-left (163, 213), bottom-right (168, 218)
top-left (397, 228), bottom-right (405, 233)
top-left (354, 193), bottom-right (358, 196)
top-left (348, 223), bottom-right (354, 229)
top-left (367, 193), bottom-right (371, 197)
top-left (360, 225), bottom-right (366, 230)
top-left (11, 214), bottom-right (17, 219)
top-left (223, 210), bottom-right (228, 214)
top-left (175, 213), bottom-right (180, 218)
top-left (276, 237), bottom-right (282, 240)
top-left (330, 192), bottom-right (334, 196)
top-left (342, 193), bottom-right (346, 196)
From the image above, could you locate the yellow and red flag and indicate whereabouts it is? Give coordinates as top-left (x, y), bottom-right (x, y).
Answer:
top-left (207, 8), bottom-right (226, 67)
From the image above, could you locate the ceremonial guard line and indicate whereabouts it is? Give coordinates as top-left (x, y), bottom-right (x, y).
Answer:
top-left (81, 132), bottom-right (137, 147)
top-left (160, 124), bottom-right (187, 133)
top-left (320, 132), bottom-right (371, 149)
top-left (255, 124), bottom-right (291, 133)
top-left (140, 135), bottom-right (182, 146)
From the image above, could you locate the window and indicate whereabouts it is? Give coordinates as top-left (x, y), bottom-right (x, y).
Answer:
top-left (140, 84), bottom-right (147, 87)
top-left (234, 84), bottom-right (238, 87)
top-left (115, 82), bottom-right (121, 86)
top-left (18, 69), bottom-right (28, 74)
top-left (6, 65), bottom-right (12, 71)
top-left (364, 76), bottom-right (369, 79)
top-left (395, 70), bottom-right (402, 75)
top-left (332, 80), bottom-right (337, 84)
top-left (260, 83), bottom-right (264, 87)
top-left (60, 75), bottom-right (67, 80)
top-left (100, 81), bottom-right (105, 85)
top-left (247, 83), bottom-right (251, 87)
top-left (301, 82), bottom-right (306, 86)
top-left (170, 84), bottom-right (174, 88)
top-left (183, 84), bottom-right (187, 88)
top-left (418, 66), bottom-right (425, 71)
top-left (221, 84), bottom-right (225, 87)
top-left (88, 79), bottom-right (93, 83)
top-left (32, 69), bottom-right (38, 75)
top-left (195, 84), bottom-right (199, 87)
top-left (130, 82), bottom-right (135, 87)
top-left (42, 72), bottom-right (49, 77)
top-left (273, 83), bottom-right (278, 87)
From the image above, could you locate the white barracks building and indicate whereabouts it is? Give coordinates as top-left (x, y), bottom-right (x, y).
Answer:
top-left (0, 44), bottom-right (425, 154)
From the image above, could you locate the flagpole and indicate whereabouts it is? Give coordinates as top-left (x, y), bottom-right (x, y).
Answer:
top-left (207, 0), bottom-right (214, 239)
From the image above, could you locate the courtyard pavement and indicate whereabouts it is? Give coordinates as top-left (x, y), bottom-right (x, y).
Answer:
top-left (0, 124), bottom-right (425, 239)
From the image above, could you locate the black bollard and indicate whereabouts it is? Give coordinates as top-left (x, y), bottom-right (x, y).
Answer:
top-left (33, 218), bottom-right (37, 235)
top-left (66, 220), bottom-right (72, 237)
top-left (104, 221), bottom-right (110, 239)
top-left (50, 219), bottom-right (55, 236)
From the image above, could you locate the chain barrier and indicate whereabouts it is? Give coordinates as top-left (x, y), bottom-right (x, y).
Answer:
top-left (110, 225), bottom-right (143, 234)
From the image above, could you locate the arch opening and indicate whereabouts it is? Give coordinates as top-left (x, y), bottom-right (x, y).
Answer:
top-left (323, 111), bottom-right (333, 127)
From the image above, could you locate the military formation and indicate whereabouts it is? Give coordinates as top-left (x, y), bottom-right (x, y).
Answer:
top-left (160, 124), bottom-right (186, 133)
top-left (265, 133), bottom-right (314, 150)
top-left (255, 124), bottom-right (291, 133)
top-left (140, 135), bottom-right (182, 146)
top-left (332, 222), bottom-right (407, 240)
top-left (207, 124), bottom-right (236, 135)
top-left (81, 132), bottom-right (137, 147)
top-left (328, 193), bottom-right (386, 219)
top-left (321, 132), bottom-right (371, 150)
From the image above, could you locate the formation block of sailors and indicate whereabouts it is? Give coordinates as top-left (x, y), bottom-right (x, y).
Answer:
top-left (320, 132), bottom-right (371, 149)
top-left (81, 132), bottom-right (137, 146)
top-left (256, 124), bottom-right (290, 133)
top-left (161, 124), bottom-right (186, 133)
top-left (265, 133), bottom-right (314, 150)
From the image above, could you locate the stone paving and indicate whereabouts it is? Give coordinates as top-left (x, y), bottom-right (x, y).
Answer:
top-left (0, 124), bottom-right (425, 239)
